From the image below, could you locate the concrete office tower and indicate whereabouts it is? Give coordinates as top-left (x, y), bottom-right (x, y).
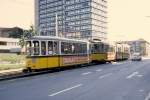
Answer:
top-left (35, 0), bottom-right (107, 41)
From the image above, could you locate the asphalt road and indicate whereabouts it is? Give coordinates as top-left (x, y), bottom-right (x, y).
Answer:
top-left (1, 59), bottom-right (150, 100)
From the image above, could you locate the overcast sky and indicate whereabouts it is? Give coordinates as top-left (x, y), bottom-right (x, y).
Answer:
top-left (0, 0), bottom-right (150, 41)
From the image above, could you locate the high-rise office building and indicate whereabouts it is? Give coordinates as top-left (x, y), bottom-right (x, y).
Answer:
top-left (35, 0), bottom-right (107, 41)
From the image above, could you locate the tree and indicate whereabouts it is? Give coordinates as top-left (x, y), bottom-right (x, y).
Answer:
top-left (19, 25), bottom-right (38, 48)
top-left (9, 27), bottom-right (24, 38)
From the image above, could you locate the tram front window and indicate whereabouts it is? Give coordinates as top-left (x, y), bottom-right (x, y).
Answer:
top-left (26, 41), bottom-right (32, 56)
top-left (41, 41), bottom-right (46, 55)
top-left (33, 41), bottom-right (40, 55)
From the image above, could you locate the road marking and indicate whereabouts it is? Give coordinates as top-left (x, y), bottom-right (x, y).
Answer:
top-left (137, 74), bottom-right (143, 77)
top-left (126, 72), bottom-right (139, 79)
top-left (82, 72), bottom-right (92, 75)
top-left (145, 92), bottom-right (150, 100)
top-left (99, 73), bottom-right (112, 79)
top-left (112, 62), bottom-right (123, 65)
top-left (96, 69), bottom-right (103, 72)
top-left (139, 89), bottom-right (144, 92)
top-left (112, 61), bottom-right (128, 65)
top-left (49, 84), bottom-right (82, 97)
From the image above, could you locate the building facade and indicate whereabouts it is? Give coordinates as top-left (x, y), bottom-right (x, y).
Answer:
top-left (0, 27), bottom-right (23, 38)
top-left (121, 39), bottom-right (150, 57)
top-left (35, 0), bottom-right (107, 41)
top-left (0, 37), bottom-right (21, 53)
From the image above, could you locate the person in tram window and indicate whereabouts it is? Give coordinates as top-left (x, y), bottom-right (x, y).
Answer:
top-left (48, 46), bottom-right (53, 55)
top-left (42, 47), bottom-right (46, 55)
top-left (53, 43), bottom-right (58, 55)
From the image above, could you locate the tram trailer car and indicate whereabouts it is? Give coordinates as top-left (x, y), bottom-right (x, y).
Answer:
top-left (122, 44), bottom-right (130, 60)
top-left (107, 44), bottom-right (116, 62)
top-left (107, 43), bottom-right (130, 61)
top-left (25, 36), bottom-right (90, 72)
top-left (116, 43), bottom-right (130, 61)
top-left (91, 41), bottom-right (108, 63)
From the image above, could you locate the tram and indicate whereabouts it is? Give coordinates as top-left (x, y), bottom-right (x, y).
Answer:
top-left (107, 42), bottom-right (130, 61)
top-left (91, 41), bottom-right (108, 63)
top-left (25, 36), bottom-right (130, 72)
top-left (25, 36), bottom-right (90, 71)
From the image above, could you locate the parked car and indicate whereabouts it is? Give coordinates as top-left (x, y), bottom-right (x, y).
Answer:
top-left (131, 53), bottom-right (142, 61)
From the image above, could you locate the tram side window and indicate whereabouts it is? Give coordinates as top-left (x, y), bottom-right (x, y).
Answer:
top-left (61, 42), bottom-right (76, 54)
top-left (82, 44), bottom-right (87, 54)
top-left (93, 44), bottom-right (101, 53)
top-left (71, 43), bottom-right (75, 54)
top-left (41, 41), bottom-right (46, 55)
top-left (75, 43), bottom-right (80, 54)
top-left (48, 41), bottom-right (58, 55)
top-left (48, 41), bottom-right (53, 55)
top-left (33, 41), bottom-right (40, 55)
top-left (99, 44), bottom-right (103, 53)
top-left (26, 41), bottom-right (32, 55)
top-left (104, 44), bottom-right (109, 53)
top-left (61, 42), bottom-right (67, 54)
top-left (109, 46), bottom-right (114, 52)
top-left (61, 42), bottom-right (87, 55)
top-left (117, 47), bottom-right (121, 52)
top-left (53, 42), bottom-right (58, 54)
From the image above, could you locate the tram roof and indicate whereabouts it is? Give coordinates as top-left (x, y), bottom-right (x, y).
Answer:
top-left (27, 36), bottom-right (89, 43)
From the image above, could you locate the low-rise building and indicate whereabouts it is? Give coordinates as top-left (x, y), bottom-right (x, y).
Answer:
top-left (0, 37), bottom-right (21, 53)
top-left (120, 39), bottom-right (150, 57)
top-left (0, 27), bottom-right (23, 38)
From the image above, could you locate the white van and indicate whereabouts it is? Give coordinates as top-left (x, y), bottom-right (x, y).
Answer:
top-left (131, 53), bottom-right (142, 61)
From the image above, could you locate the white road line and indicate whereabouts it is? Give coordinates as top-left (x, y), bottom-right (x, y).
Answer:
top-left (145, 92), bottom-right (150, 100)
top-left (139, 89), bottom-right (144, 92)
top-left (99, 73), bottom-right (112, 79)
top-left (49, 84), bottom-right (82, 97)
top-left (96, 69), bottom-right (103, 72)
top-left (82, 72), bottom-right (92, 75)
top-left (112, 62), bottom-right (122, 65)
top-left (137, 74), bottom-right (143, 77)
top-left (126, 72), bottom-right (139, 79)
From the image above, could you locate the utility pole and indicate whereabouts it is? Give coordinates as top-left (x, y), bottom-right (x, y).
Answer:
top-left (55, 13), bottom-right (58, 37)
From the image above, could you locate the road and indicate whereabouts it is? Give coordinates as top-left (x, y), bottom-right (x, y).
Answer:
top-left (1, 59), bottom-right (150, 100)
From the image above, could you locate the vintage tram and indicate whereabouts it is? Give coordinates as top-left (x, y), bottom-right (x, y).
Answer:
top-left (25, 36), bottom-right (90, 71)
top-left (25, 36), bottom-right (130, 72)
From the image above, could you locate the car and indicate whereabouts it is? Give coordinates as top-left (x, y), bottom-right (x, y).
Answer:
top-left (130, 53), bottom-right (142, 61)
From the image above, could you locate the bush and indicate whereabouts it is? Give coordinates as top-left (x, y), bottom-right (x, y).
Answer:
top-left (0, 53), bottom-right (26, 70)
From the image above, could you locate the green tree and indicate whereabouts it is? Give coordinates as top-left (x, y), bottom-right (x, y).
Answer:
top-left (9, 27), bottom-right (24, 38)
top-left (19, 25), bottom-right (38, 48)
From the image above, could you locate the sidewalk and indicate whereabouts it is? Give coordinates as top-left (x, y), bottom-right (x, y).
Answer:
top-left (0, 68), bottom-right (23, 77)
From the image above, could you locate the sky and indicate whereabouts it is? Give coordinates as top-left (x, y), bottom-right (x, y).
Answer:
top-left (0, 0), bottom-right (150, 42)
